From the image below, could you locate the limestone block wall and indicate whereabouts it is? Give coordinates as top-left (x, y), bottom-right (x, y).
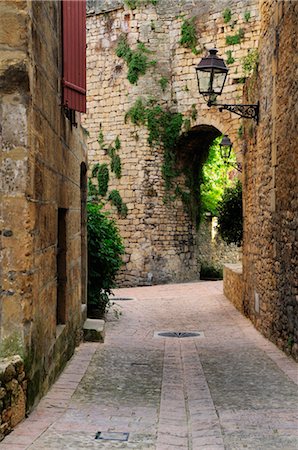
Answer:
top-left (84, 0), bottom-right (260, 286)
top-left (242, 0), bottom-right (298, 359)
top-left (197, 217), bottom-right (241, 275)
top-left (223, 263), bottom-right (243, 312)
top-left (0, 356), bottom-right (26, 441)
top-left (0, 1), bottom-right (87, 409)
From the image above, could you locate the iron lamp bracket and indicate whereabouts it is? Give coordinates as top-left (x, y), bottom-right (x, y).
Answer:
top-left (207, 101), bottom-right (259, 122)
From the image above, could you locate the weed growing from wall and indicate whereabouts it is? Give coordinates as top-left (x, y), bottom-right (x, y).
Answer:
top-left (116, 35), bottom-right (156, 84)
top-left (226, 50), bottom-right (235, 65)
top-left (159, 76), bottom-right (168, 92)
top-left (226, 29), bottom-right (245, 45)
top-left (242, 49), bottom-right (259, 76)
top-left (222, 8), bottom-right (232, 24)
top-left (179, 17), bottom-right (199, 54)
top-left (244, 11), bottom-right (251, 22)
top-left (124, 0), bottom-right (158, 9)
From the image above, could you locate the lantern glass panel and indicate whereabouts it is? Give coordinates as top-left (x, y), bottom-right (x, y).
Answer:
top-left (196, 70), bottom-right (212, 94)
top-left (212, 71), bottom-right (227, 95)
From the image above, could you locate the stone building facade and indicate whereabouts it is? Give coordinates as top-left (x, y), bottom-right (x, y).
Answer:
top-left (0, 0), bottom-right (87, 416)
top-left (242, 0), bottom-right (298, 360)
top-left (84, 0), bottom-right (260, 286)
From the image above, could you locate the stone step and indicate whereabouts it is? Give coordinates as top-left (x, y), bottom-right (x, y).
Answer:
top-left (83, 319), bottom-right (105, 342)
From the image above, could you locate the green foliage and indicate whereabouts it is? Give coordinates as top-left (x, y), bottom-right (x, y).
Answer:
top-left (115, 135), bottom-right (121, 150)
top-left (97, 163), bottom-right (110, 196)
top-left (222, 8), bottom-right (232, 23)
top-left (125, 98), bottom-right (183, 191)
top-left (116, 35), bottom-right (155, 84)
top-left (200, 137), bottom-right (236, 216)
top-left (98, 130), bottom-right (104, 148)
top-left (238, 125), bottom-right (244, 139)
top-left (244, 11), bottom-right (251, 22)
top-left (111, 153), bottom-right (122, 178)
top-left (217, 180), bottom-right (243, 246)
top-left (191, 104), bottom-right (197, 121)
top-left (125, 97), bottom-right (147, 125)
top-left (0, 331), bottom-right (24, 358)
top-left (108, 189), bottom-right (128, 217)
top-left (179, 17), bottom-right (199, 54)
top-left (226, 50), bottom-right (235, 65)
top-left (159, 76), bottom-right (168, 92)
top-left (124, 0), bottom-right (158, 9)
top-left (242, 49), bottom-right (259, 75)
top-left (87, 203), bottom-right (124, 315)
top-left (200, 263), bottom-right (223, 280)
top-left (226, 29), bottom-right (245, 45)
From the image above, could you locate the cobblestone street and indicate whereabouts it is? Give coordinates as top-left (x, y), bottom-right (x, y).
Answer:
top-left (2, 282), bottom-right (298, 450)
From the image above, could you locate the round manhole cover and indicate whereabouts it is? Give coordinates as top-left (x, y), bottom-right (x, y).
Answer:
top-left (157, 331), bottom-right (201, 338)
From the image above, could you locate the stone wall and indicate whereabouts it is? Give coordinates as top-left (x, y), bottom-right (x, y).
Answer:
top-left (197, 217), bottom-right (241, 276)
top-left (0, 356), bottom-right (26, 441)
top-left (242, 0), bottom-right (298, 359)
top-left (84, 0), bottom-right (260, 286)
top-left (223, 263), bottom-right (243, 312)
top-left (0, 1), bottom-right (87, 409)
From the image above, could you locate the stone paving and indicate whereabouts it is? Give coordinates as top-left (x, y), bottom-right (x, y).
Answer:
top-left (1, 281), bottom-right (298, 450)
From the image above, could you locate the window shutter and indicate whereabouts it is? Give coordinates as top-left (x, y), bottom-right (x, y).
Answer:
top-left (62, 0), bottom-right (86, 113)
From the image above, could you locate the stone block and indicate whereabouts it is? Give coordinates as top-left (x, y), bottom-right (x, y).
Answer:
top-left (83, 319), bottom-right (105, 342)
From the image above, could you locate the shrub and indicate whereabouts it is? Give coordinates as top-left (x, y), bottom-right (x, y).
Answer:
top-left (87, 203), bottom-right (125, 316)
top-left (200, 264), bottom-right (223, 280)
top-left (217, 180), bottom-right (243, 246)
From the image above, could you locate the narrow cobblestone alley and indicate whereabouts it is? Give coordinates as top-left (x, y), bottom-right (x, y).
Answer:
top-left (2, 282), bottom-right (298, 450)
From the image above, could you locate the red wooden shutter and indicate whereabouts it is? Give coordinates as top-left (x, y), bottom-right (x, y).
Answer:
top-left (62, 0), bottom-right (86, 113)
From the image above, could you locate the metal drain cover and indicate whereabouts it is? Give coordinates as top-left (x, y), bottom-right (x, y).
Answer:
top-left (110, 297), bottom-right (135, 301)
top-left (95, 432), bottom-right (129, 441)
top-left (154, 331), bottom-right (204, 339)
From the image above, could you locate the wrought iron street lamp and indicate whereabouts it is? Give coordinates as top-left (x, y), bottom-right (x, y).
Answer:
top-left (220, 134), bottom-right (242, 172)
top-left (195, 48), bottom-right (259, 122)
top-left (220, 134), bottom-right (232, 159)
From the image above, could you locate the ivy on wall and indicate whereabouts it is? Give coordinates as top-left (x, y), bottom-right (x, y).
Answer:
top-left (116, 35), bottom-right (156, 84)
top-left (88, 130), bottom-right (128, 218)
top-left (179, 17), bottom-right (200, 55)
top-left (125, 97), bottom-right (205, 221)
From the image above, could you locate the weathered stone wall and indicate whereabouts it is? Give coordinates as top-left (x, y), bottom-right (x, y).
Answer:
top-left (242, 0), bottom-right (298, 359)
top-left (0, 356), bottom-right (26, 440)
top-left (197, 217), bottom-right (241, 276)
top-left (223, 263), bottom-right (243, 312)
top-left (0, 1), bottom-right (87, 409)
top-left (84, 0), bottom-right (260, 286)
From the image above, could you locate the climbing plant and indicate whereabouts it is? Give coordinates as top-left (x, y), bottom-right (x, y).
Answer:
top-left (125, 98), bottom-right (205, 222)
top-left (125, 98), bottom-right (184, 191)
top-left (116, 35), bottom-right (156, 84)
top-left (88, 130), bottom-right (128, 218)
top-left (179, 17), bottom-right (199, 54)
